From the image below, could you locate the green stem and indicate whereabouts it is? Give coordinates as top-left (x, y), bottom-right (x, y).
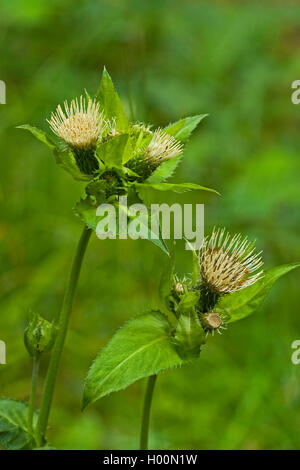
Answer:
top-left (36, 225), bottom-right (92, 445)
top-left (27, 356), bottom-right (40, 434)
top-left (140, 374), bottom-right (157, 450)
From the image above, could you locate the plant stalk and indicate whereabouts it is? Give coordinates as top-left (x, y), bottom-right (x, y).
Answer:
top-left (27, 356), bottom-right (40, 434)
top-left (36, 225), bottom-right (92, 445)
top-left (140, 374), bottom-right (157, 450)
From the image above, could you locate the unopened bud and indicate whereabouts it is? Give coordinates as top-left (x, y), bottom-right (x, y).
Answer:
top-left (174, 282), bottom-right (184, 295)
top-left (202, 312), bottom-right (222, 330)
top-left (24, 313), bottom-right (56, 357)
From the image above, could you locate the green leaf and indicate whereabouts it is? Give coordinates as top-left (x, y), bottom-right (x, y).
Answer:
top-left (17, 124), bottom-right (56, 150)
top-left (97, 134), bottom-right (131, 168)
top-left (145, 115), bottom-right (208, 182)
top-left (146, 156), bottom-right (182, 183)
top-left (125, 202), bottom-right (170, 255)
top-left (74, 197), bottom-right (99, 230)
top-left (74, 180), bottom-right (107, 230)
top-left (0, 399), bottom-right (36, 450)
top-left (75, 190), bottom-right (169, 255)
top-left (82, 311), bottom-right (184, 408)
top-left (159, 248), bottom-right (174, 312)
top-left (164, 115), bottom-right (208, 142)
top-left (18, 124), bottom-right (89, 181)
top-left (177, 291), bottom-right (200, 313)
top-left (216, 263), bottom-right (300, 323)
top-left (144, 223), bottom-right (169, 255)
top-left (136, 182), bottom-right (219, 202)
top-left (173, 311), bottom-right (205, 360)
top-left (144, 212), bottom-right (169, 255)
top-left (96, 67), bottom-right (129, 131)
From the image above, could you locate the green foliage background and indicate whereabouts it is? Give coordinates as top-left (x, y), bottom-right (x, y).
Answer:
top-left (0, 0), bottom-right (300, 449)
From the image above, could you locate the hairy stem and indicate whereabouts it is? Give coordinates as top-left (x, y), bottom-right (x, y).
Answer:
top-left (27, 356), bottom-right (40, 434)
top-left (36, 225), bottom-right (92, 445)
top-left (198, 282), bottom-right (220, 313)
top-left (140, 374), bottom-right (157, 450)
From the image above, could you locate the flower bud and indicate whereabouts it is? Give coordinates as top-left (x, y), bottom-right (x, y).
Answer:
top-left (202, 312), bottom-right (222, 330)
top-left (174, 282), bottom-right (184, 295)
top-left (24, 314), bottom-right (56, 357)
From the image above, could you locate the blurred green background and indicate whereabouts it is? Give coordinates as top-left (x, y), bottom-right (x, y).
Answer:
top-left (0, 0), bottom-right (300, 450)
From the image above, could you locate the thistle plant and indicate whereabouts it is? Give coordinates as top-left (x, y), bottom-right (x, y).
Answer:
top-left (0, 68), bottom-right (298, 451)
top-left (82, 228), bottom-right (299, 449)
top-left (0, 68), bottom-right (218, 450)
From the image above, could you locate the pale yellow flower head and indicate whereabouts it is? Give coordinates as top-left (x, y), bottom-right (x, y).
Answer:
top-left (48, 96), bottom-right (105, 150)
top-left (144, 129), bottom-right (183, 165)
top-left (198, 228), bottom-right (263, 295)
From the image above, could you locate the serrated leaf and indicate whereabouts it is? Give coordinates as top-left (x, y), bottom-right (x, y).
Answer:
top-left (0, 399), bottom-right (36, 450)
top-left (146, 156), bottom-right (182, 183)
top-left (216, 263), bottom-right (300, 323)
top-left (17, 124), bottom-right (57, 150)
top-left (82, 311), bottom-right (184, 408)
top-left (97, 134), bottom-right (131, 168)
top-left (164, 115), bottom-right (208, 142)
top-left (96, 67), bottom-right (129, 131)
top-left (136, 182), bottom-right (219, 203)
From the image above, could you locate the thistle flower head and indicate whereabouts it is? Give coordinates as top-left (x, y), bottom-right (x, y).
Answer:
top-left (198, 228), bottom-right (263, 295)
top-left (144, 129), bottom-right (183, 165)
top-left (48, 96), bottom-right (105, 150)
